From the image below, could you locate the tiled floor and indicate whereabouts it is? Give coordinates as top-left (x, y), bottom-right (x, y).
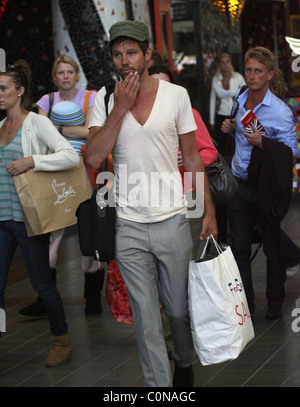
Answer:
top-left (1, 194), bottom-right (300, 389)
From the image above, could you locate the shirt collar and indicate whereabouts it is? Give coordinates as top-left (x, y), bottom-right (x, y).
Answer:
top-left (239, 87), bottom-right (272, 107)
top-left (261, 88), bottom-right (272, 107)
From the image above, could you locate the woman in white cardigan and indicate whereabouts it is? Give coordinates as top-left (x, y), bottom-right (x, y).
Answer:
top-left (0, 60), bottom-right (79, 366)
top-left (209, 53), bottom-right (246, 158)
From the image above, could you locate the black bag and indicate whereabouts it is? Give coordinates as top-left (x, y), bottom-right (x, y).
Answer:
top-left (206, 153), bottom-right (238, 206)
top-left (75, 172), bottom-right (115, 263)
top-left (75, 87), bottom-right (115, 263)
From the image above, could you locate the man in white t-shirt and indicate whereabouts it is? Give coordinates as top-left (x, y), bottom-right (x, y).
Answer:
top-left (86, 20), bottom-right (217, 387)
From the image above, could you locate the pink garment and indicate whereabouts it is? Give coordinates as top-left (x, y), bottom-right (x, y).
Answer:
top-left (36, 88), bottom-right (96, 114)
top-left (179, 108), bottom-right (218, 191)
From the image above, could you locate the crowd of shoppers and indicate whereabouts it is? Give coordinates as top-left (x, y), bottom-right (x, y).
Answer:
top-left (0, 20), bottom-right (299, 388)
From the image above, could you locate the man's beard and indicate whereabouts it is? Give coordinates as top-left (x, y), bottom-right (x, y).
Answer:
top-left (119, 61), bottom-right (146, 80)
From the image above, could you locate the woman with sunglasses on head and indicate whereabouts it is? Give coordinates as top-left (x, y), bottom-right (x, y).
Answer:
top-left (0, 60), bottom-right (79, 366)
top-left (19, 55), bottom-right (104, 318)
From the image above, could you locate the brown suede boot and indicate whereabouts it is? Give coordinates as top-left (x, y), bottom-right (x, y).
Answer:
top-left (44, 331), bottom-right (72, 367)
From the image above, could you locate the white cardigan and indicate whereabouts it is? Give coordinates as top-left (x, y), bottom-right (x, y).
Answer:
top-left (0, 111), bottom-right (80, 171)
top-left (209, 71), bottom-right (246, 125)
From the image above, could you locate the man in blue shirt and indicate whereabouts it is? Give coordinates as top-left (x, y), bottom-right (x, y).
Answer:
top-left (222, 46), bottom-right (300, 320)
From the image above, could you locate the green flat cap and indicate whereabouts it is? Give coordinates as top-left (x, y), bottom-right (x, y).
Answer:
top-left (109, 20), bottom-right (149, 43)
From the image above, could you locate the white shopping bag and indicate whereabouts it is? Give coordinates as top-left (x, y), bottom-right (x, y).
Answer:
top-left (188, 235), bottom-right (255, 365)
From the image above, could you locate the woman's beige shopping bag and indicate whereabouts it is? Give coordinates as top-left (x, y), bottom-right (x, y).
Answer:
top-left (188, 235), bottom-right (255, 365)
top-left (13, 158), bottom-right (91, 236)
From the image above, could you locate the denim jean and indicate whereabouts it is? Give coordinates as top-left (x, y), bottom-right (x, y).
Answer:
top-left (0, 220), bottom-right (68, 336)
top-left (228, 184), bottom-right (300, 310)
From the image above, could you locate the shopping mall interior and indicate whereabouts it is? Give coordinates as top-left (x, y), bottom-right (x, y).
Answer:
top-left (0, 0), bottom-right (300, 390)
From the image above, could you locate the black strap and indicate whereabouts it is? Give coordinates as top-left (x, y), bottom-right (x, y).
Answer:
top-left (104, 85), bottom-right (114, 117)
top-left (103, 86), bottom-right (113, 172)
top-left (48, 92), bottom-right (54, 118)
top-left (104, 90), bottom-right (110, 118)
top-left (231, 85), bottom-right (248, 119)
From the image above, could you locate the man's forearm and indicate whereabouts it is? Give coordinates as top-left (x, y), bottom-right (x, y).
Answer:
top-left (85, 107), bottom-right (126, 169)
top-left (185, 156), bottom-right (217, 238)
top-left (86, 72), bottom-right (140, 169)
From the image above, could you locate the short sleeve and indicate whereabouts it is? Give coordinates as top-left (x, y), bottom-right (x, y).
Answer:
top-left (176, 87), bottom-right (197, 135)
top-left (36, 93), bottom-right (50, 114)
top-left (89, 87), bottom-right (108, 128)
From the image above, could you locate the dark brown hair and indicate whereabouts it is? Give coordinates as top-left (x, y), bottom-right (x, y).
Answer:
top-left (1, 59), bottom-right (32, 110)
top-left (110, 36), bottom-right (149, 55)
top-left (148, 64), bottom-right (175, 83)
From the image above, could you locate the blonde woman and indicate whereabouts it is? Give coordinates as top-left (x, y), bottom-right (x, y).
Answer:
top-left (209, 53), bottom-right (246, 158)
top-left (38, 55), bottom-right (95, 144)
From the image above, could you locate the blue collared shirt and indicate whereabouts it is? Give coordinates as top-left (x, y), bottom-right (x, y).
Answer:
top-left (231, 88), bottom-right (300, 180)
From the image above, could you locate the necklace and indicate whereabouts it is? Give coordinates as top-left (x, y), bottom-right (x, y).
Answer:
top-left (6, 121), bottom-right (20, 137)
top-left (2, 112), bottom-right (28, 139)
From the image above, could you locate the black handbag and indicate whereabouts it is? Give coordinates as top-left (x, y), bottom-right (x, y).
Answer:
top-left (75, 168), bottom-right (115, 263)
top-left (205, 85), bottom-right (246, 206)
top-left (75, 87), bottom-right (115, 264)
top-left (206, 153), bottom-right (238, 206)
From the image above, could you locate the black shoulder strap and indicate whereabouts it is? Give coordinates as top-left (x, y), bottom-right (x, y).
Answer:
top-left (231, 85), bottom-right (248, 118)
top-left (104, 85), bottom-right (114, 117)
top-left (237, 85), bottom-right (248, 99)
top-left (48, 92), bottom-right (54, 118)
top-left (103, 86), bottom-right (114, 172)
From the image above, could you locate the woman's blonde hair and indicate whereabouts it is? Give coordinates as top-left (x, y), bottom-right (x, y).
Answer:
top-left (52, 55), bottom-right (79, 79)
top-left (214, 53), bottom-right (234, 77)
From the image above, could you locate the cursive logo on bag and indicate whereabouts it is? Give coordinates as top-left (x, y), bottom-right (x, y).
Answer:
top-left (52, 179), bottom-right (76, 205)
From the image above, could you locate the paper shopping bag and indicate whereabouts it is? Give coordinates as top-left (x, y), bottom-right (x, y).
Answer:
top-left (13, 158), bottom-right (91, 236)
top-left (188, 235), bottom-right (255, 365)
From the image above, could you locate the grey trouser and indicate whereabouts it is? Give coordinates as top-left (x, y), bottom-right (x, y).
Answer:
top-left (115, 214), bottom-right (195, 387)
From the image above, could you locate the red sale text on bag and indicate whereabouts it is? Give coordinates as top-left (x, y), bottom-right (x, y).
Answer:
top-left (227, 278), bottom-right (251, 325)
top-left (236, 302), bottom-right (251, 325)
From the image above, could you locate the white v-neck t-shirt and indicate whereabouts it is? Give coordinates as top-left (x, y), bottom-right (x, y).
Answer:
top-left (89, 79), bottom-right (197, 223)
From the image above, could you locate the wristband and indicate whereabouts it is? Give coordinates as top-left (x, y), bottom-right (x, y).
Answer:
top-left (58, 125), bottom-right (63, 135)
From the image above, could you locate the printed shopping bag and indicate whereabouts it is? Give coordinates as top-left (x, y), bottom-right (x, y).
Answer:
top-left (13, 158), bottom-right (91, 236)
top-left (188, 235), bottom-right (255, 365)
